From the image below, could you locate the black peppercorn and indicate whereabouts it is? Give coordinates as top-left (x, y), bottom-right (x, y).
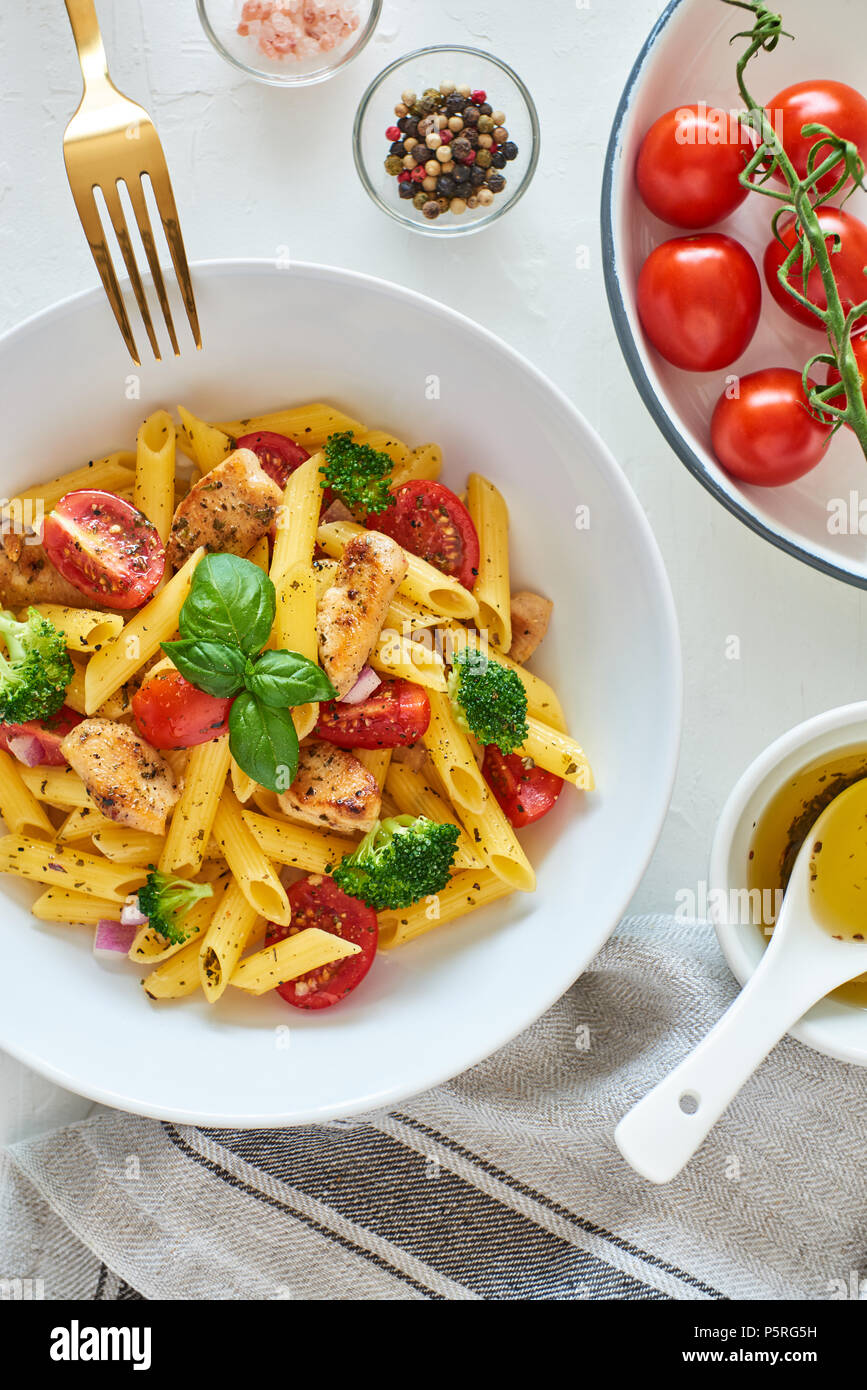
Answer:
top-left (490, 149), bottom-right (507, 168)
top-left (436, 175), bottom-right (457, 198)
top-left (398, 181), bottom-right (415, 199)
top-left (478, 102), bottom-right (492, 116)
top-left (397, 117), bottom-right (408, 132)
top-left (389, 140), bottom-right (405, 157)
top-left (444, 94), bottom-right (464, 116)
top-left (501, 141), bottom-right (518, 161)
top-left (404, 119), bottom-right (419, 139)
top-left (451, 137), bottom-right (472, 162)
top-left (461, 127), bottom-right (480, 149)
top-left (462, 105), bottom-right (480, 126)
top-left (414, 145), bottom-right (429, 164)
top-left (453, 165), bottom-right (471, 185)
top-left (487, 172), bottom-right (506, 193)
top-left (469, 165), bottom-right (485, 186)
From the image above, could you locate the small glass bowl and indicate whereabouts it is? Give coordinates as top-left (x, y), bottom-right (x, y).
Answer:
top-left (197, 0), bottom-right (382, 87)
top-left (353, 45), bottom-right (540, 236)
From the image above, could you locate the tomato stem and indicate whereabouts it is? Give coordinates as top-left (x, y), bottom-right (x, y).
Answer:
top-left (723, 0), bottom-right (867, 455)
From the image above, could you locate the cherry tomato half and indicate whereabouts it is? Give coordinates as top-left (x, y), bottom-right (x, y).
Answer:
top-left (637, 234), bottom-right (762, 371)
top-left (763, 207), bottom-right (867, 333)
top-left (132, 667), bottom-right (233, 749)
top-left (42, 490), bottom-right (165, 610)
top-left (710, 368), bottom-right (832, 487)
top-left (368, 480), bottom-right (480, 590)
top-left (266, 874), bottom-right (378, 1010)
top-left (826, 335), bottom-right (867, 418)
top-left (0, 704), bottom-right (82, 766)
top-left (769, 80), bottom-right (867, 195)
top-left (235, 430), bottom-right (310, 489)
top-left (315, 678), bottom-right (431, 749)
top-left (635, 104), bottom-right (752, 228)
top-left (483, 747), bottom-right (563, 830)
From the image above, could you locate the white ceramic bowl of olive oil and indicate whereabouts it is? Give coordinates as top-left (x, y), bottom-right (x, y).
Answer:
top-left (709, 702), bottom-right (867, 1066)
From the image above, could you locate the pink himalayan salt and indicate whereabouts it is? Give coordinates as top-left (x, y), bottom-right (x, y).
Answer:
top-left (237, 0), bottom-right (360, 60)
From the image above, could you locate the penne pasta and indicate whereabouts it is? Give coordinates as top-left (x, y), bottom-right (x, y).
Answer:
top-left (385, 761), bottom-right (483, 871)
top-left (142, 935), bottom-right (204, 1000)
top-left (92, 824), bottom-right (165, 863)
top-left (518, 717), bottom-right (595, 789)
top-left (4, 451), bottom-right (135, 515)
top-left (0, 836), bottom-right (145, 901)
top-left (231, 928), bottom-right (360, 996)
top-left (130, 875), bottom-right (228, 966)
top-left (177, 405), bottom-right (234, 473)
top-left (32, 887), bottom-right (122, 925)
top-left (371, 629), bottom-right (447, 691)
top-left (20, 765), bottom-right (92, 810)
top-left (316, 520), bottom-right (479, 621)
top-left (390, 442), bottom-right (442, 489)
top-left (84, 548), bottom-right (204, 712)
top-left (230, 757), bottom-right (258, 804)
top-left (198, 878), bottom-right (261, 1003)
top-left (378, 867), bottom-right (515, 948)
top-left (422, 689), bottom-right (486, 815)
top-left (217, 402), bottom-right (364, 447)
top-left (56, 807), bottom-right (113, 842)
top-left (29, 604), bottom-right (123, 653)
top-left (454, 788), bottom-right (536, 892)
top-left (270, 455), bottom-right (325, 737)
top-left (159, 733), bottom-right (230, 877)
top-left (467, 473), bottom-right (512, 651)
top-left (353, 747), bottom-right (392, 792)
top-left (212, 787), bottom-right (291, 925)
top-left (0, 750), bottom-right (55, 838)
top-left (354, 429), bottom-right (410, 472)
top-left (135, 409), bottom-right (176, 542)
top-left (241, 810), bottom-right (357, 874)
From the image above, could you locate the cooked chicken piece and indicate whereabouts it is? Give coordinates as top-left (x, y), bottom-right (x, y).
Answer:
top-left (60, 718), bottom-right (180, 835)
top-left (166, 448), bottom-right (282, 569)
top-left (320, 497), bottom-right (355, 526)
top-left (0, 537), bottom-right (93, 609)
top-left (507, 591), bottom-right (554, 664)
top-left (278, 740), bottom-right (380, 834)
top-left (391, 742), bottom-right (429, 773)
top-left (316, 532), bottom-right (407, 698)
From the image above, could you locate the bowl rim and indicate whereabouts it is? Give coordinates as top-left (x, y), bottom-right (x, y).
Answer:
top-left (195, 0), bottom-right (383, 87)
top-left (599, 0), bottom-right (867, 594)
top-left (709, 700), bottom-right (867, 1067)
top-left (0, 258), bottom-right (682, 1123)
top-left (352, 44), bottom-right (541, 237)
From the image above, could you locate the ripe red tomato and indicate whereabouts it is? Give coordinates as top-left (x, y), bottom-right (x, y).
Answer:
top-left (763, 207), bottom-right (867, 332)
top-left (42, 490), bottom-right (165, 610)
top-left (483, 747), bottom-right (563, 829)
top-left (131, 667), bottom-right (233, 749)
top-left (0, 705), bottom-right (82, 766)
top-left (235, 430), bottom-right (310, 489)
top-left (636, 234), bottom-right (761, 371)
top-left (826, 335), bottom-right (867, 415)
top-left (710, 368), bottom-right (832, 486)
top-left (315, 678), bottom-right (430, 749)
top-left (635, 104), bottom-right (752, 228)
top-left (266, 874), bottom-right (378, 1010)
top-left (769, 80), bottom-right (867, 195)
top-left (368, 481), bottom-right (480, 590)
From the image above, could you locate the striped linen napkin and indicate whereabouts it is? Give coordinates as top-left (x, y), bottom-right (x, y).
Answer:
top-left (1, 915), bottom-right (866, 1301)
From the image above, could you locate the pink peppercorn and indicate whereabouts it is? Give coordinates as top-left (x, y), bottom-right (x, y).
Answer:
top-left (397, 170), bottom-right (412, 182)
top-left (385, 125), bottom-right (401, 140)
top-left (410, 166), bottom-right (426, 182)
top-left (471, 89), bottom-right (486, 104)
top-left (440, 129), bottom-right (453, 143)
top-left (464, 149), bottom-right (476, 164)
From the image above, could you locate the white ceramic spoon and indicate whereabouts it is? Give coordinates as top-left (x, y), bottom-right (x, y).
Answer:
top-left (615, 781), bottom-right (867, 1184)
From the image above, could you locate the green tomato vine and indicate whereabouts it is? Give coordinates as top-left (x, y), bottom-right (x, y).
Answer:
top-left (724, 0), bottom-right (867, 452)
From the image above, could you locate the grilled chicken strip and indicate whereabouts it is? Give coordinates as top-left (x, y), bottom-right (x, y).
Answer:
top-left (278, 740), bottom-right (380, 834)
top-left (166, 448), bottom-right (282, 569)
top-left (507, 590), bottom-right (554, 665)
top-left (60, 718), bottom-right (180, 835)
top-left (316, 531), bottom-right (407, 698)
top-left (0, 538), bottom-right (94, 609)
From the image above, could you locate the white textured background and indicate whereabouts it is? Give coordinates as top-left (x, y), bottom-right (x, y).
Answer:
top-left (1, 0), bottom-right (866, 1142)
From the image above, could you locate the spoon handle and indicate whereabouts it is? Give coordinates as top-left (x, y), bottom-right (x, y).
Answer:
top-left (614, 929), bottom-right (844, 1184)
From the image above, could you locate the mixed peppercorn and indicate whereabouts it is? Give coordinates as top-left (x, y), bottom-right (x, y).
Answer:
top-left (384, 82), bottom-right (519, 220)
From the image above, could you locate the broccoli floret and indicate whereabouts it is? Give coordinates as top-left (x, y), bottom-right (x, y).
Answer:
top-left (320, 430), bottom-right (393, 514)
top-left (448, 646), bottom-right (528, 755)
top-left (332, 815), bottom-right (460, 910)
top-left (0, 608), bottom-right (73, 724)
top-left (135, 867), bottom-right (213, 945)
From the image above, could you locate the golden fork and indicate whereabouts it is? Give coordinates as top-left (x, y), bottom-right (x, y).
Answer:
top-left (62, 0), bottom-right (201, 363)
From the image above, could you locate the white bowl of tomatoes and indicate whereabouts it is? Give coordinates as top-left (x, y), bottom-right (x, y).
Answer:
top-left (603, 0), bottom-right (867, 588)
top-left (0, 260), bottom-right (680, 1126)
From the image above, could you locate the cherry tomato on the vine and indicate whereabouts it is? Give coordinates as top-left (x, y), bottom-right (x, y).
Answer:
top-left (768, 80), bottom-right (867, 195)
top-left (637, 233), bottom-right (762, 371)
top-left (635, 104), bottom-right (753, 228)
top-left (710, 367), bottom-right (832, 487)
top-left (763, 207), bottom-right (867, 333)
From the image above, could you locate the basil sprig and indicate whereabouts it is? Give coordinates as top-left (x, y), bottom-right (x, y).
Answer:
top-left (162, 554), bottom-right (335, 792)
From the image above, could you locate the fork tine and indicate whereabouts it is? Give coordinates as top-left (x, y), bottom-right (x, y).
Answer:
top-left (123, 176), bottom-right (180, 357)
top-left (99, 181), bottom-right (161, 361)
top-left (145, 162), bottom-right (202, 350)
top-left (66, 178), bottom-right (140, 365)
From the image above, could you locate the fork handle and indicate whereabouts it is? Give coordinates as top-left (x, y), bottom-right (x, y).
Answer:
top-left (64, 0), bottom-right (110, 90)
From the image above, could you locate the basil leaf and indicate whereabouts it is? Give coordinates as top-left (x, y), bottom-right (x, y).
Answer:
top-left (161, 638), bottom-right (247, 699)
top-left (245, 649), bottom-right (337, 709)
top-left (179, 553), bottom-right (275, 655)
top-left (229, 692), bottom-right (299, 793)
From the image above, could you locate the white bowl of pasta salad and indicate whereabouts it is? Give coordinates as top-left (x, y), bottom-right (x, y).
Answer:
top-left (0, 261), bottom-right (680, 1125)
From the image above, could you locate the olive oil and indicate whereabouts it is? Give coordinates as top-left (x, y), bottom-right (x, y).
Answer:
top-left (808, 780), bottom-right (867, 942)
top-left (747, 743), bottom-right (867, 1008)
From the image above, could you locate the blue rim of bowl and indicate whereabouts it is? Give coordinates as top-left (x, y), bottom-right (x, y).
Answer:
top-left (600, 0), bottom-right (867, 592)
top-left (352, 45), bottom-right (540, 236)
top-left (196, 0), bottom-right (383, 87)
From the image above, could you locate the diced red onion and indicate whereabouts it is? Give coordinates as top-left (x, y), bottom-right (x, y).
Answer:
top-left (340, 666), bottom-right (381, 705)
top-left (93, 919), bottom-right (138, 961)
top-left (6, 734), bottom-right (48, 767)
top-left (120, 899), bottom-right (148, 927)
